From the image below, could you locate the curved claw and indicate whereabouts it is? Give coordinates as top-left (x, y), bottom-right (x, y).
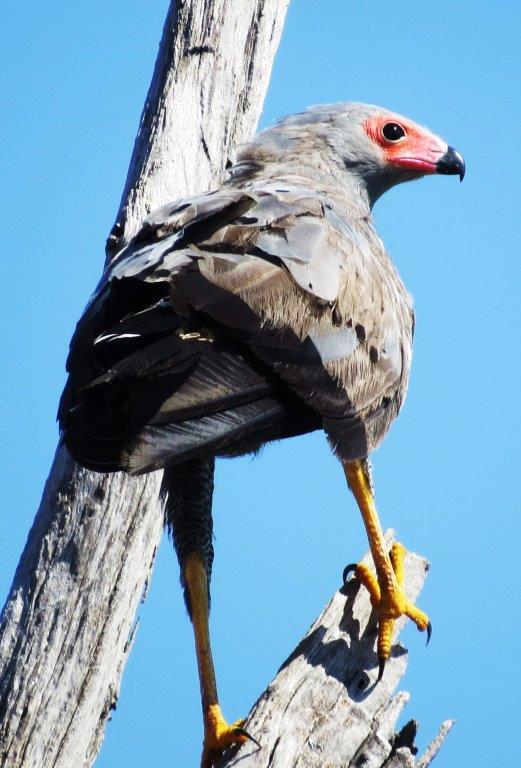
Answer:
top-left (377, 657), bottom-right (386, 682)
top-left (342, 563), bottom-right (357, 585)
top-left (426, 621), bottom-right (432, 646)
top-left (233, 727), bottom-right (261, 749)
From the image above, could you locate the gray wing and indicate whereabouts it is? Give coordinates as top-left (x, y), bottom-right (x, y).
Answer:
top-left (106, 184), bottom-right (344, 302)
top-left (61, 183), bottom-right (413, 470)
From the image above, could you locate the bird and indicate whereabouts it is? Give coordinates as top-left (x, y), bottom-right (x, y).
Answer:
top-left (58, 102), bottom-right (464, 768)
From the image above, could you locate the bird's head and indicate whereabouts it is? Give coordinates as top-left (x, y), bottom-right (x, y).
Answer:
top-left (333, 102), bottom-right (465, 204)
top-left (239, 102), bottom-right (464, 209)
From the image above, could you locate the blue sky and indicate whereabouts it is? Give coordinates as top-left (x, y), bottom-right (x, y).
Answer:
top-left (1, 1), bottom-right (520, 765)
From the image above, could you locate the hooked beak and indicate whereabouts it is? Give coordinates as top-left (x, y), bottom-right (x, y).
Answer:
top-left (436, 146), bottom-right (465, 181)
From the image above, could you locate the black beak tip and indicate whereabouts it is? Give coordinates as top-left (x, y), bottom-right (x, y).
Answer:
top-left (436, 146), bottom-right (465, 182)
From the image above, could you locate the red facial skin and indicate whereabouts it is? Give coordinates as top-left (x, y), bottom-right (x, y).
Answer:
top-left (363, 114), bottom-right (448, 174)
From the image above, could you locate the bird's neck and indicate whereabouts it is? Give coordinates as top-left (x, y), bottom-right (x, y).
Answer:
top-left (226, 158), bottom-right (373, 217)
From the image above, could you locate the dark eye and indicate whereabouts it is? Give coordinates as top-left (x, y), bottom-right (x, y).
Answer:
top-left (382, 122), bottom-right (406, 142)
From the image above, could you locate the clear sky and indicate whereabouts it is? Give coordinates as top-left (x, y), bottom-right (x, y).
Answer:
top-left (1, 1), bottom-right (520, 765)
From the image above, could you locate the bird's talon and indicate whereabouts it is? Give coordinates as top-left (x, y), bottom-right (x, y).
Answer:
top-left (233, 726), bottom-right (261, 749)
top-left (377, 656), bottom-right (386, 682)
top-left (201, 705), bottom-right (252, 767)
top-left (342, 563), bottom-right (357, 584)
top-left (346, 540), bottom-right (430, 670)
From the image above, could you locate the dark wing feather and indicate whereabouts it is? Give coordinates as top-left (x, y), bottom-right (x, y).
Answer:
top-left (122, 395), bottom-right (317, 475)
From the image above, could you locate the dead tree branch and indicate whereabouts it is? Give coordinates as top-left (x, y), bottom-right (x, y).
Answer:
top-left (220, 533), bottom-right (453, 768)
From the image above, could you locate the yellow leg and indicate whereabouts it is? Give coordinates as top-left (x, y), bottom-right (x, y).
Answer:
top-left (342, 460), bottom-right (431, 679)
top-left (184, 554), bottom-right (259, 768)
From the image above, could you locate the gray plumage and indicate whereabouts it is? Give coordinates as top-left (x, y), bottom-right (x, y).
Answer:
top-left (59, 100), bottom-right (464, 616)
top-left (60, 102), bottom-right (463, 474)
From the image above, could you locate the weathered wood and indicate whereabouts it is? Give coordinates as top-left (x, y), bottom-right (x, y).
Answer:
top-left (108, 0), bottom-right (290, 256)
top-left (219, 533), bottom-right (452, 768)
top-left (0, 2), bottom-right (289, 766)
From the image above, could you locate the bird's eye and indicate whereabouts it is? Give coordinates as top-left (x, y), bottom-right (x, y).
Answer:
top-left (382, 122), bottom-right (406, 142)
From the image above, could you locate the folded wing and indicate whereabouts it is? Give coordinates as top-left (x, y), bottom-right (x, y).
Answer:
top-left (59, 183), bottom-right (412, 473)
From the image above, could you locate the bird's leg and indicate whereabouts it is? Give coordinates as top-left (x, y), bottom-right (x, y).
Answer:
top-left (183, 553), bottom-right (257, 767)
top-left (162, 459), bottom-right (258, 768)
top-left (342, 458), bottom-right (430, 678)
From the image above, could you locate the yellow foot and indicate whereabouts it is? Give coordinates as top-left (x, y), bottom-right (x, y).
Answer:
top-left (343, 541), bottom-right (431, 680)
top-left (200, 704), bottom-right (259, 768)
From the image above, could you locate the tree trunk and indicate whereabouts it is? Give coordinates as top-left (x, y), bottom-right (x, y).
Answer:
top-left (0, 2), bottom-right (289, 766)
top-left (219, 532), bottom-right (453, 768)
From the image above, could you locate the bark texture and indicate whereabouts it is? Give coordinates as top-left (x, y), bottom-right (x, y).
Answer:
top-left (108, 0), bottom-right (290, 255)
top-left (219, 533), bottom-right (453, 768)
top-left (0, 2), bottom-right (289, 766)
